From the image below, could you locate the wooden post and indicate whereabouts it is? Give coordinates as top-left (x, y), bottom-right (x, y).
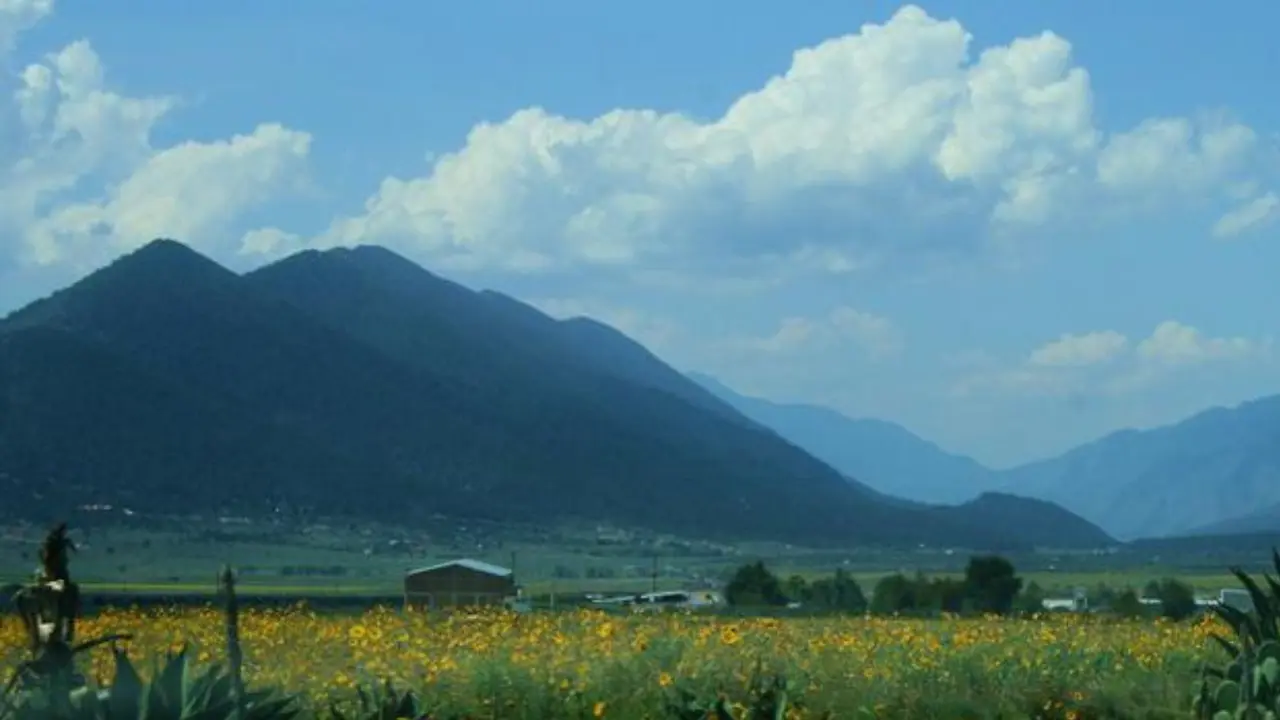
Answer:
top-left (219, 565), bottom-right (245, 720)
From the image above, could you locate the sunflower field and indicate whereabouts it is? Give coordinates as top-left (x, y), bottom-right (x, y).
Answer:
top-left (0, 605), bottom-right (1224, 718)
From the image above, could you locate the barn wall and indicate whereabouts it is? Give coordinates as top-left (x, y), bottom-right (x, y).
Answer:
top-left (403, 565), bottom-right (515, 609)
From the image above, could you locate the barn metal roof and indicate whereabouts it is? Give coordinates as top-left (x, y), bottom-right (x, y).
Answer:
top-left (406, 558), bottom-right (513, 577)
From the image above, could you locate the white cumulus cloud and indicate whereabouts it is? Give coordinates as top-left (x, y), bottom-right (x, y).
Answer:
top-left (957, 321), bottom-right (1266, 398)
top-left (730, 306), bottom-right (903, 360)
top-left (1028, 330), bottom-right (1128, 367)
top-left (0, 0), bottom-right (50, 53)
top-left (1135, 320), bottom-right (1258, 366)
top-left (26, 124), bottom-right (312, 266)
top-left (242, 4), bottom-right (1275, 281)
top-left (1212, 192), bottom-right (1279, 239)
top-left (0, 3), bottom-right (312, 274)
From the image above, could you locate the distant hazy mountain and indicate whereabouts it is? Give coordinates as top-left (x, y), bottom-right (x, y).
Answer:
top-left (0, 239), bottom-right (1113, 549)
top-left (688, 372), bottom-right (1280, 542)
top-left (1179, 502), bottom-right (1280, 537)
top-left (996, 396), bottom-right (1280, 540)
top-left (687, 373), bottom-right (995, 504)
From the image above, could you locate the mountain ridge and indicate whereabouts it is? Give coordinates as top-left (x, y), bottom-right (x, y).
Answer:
top-left (0, 239), bottom-right (1113, 549)
top-left (688, 371), bottom-right (1280, 540)
top-left (687, 372), bottom-right (994, 504)
top-left (994, 394), bottom-right (1280, 539)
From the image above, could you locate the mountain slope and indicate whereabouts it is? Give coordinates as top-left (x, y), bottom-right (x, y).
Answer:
top-left (1, 240), bottom-right (521, 521)
top-left (688, 373), bottom-right (995, 504)
top-left (0, 238), bottom-right (1089, 548)
top-left (1180, 501), bottom-right (1280, 536)
top-left (0, 323), bottom-right (374, 516)
top-left (485, 291), bottom-right (750, 426)
top-left (0, 240), bottom-right (1120, 548)
top-left (236, 246), bottom-right (747, 423)
top-left (934, 493), bottom-right (1113, 549)
top-left (243, 245), bottom-right (1112, 547)
top-left (996, 396), bottom-right (1280, 540)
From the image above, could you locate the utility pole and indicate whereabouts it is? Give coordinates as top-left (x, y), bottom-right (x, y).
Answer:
top-left (651, 553), bottom-right (658, 595)
top-left (510, 550), bottom-right (519, 602)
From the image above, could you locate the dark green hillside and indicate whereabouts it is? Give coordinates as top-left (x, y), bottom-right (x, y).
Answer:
top-left (0, 240), bottom-right (1109, 549)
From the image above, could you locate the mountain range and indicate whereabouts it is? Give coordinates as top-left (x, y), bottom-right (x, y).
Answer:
top-left (0, 239), bottom-right (1114, 549)
top-left (690, 375), bottom-right (1280, 540)
top-left (688, 374), bottom-right (992, 505)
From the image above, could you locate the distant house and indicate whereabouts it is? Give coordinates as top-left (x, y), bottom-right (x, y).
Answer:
top-left (1218, 588), bottom-right (1255, 613)
top-left (590, 589), bottom-right (724, 611)
top-left (1041, 586), bottom-right (1089, 613)
top-left (403, 559), bottom-right (516, 610)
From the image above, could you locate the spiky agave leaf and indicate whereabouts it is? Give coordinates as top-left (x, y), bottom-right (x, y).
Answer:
top-left (1212, 601), bottom-right (1263, 647)
top-left (242, 693), bottom-right (301, 720)
top-left (1212, 634), bottom-right (1242, 660)
top-left (181, 661), bottom-right (233, 717)
top-left (1265, 572), bottom-right (1280, 610)
top-left (340, 679), bottom-right (422, 720)
top-left (106, 646), bottom-right (143, 719)
top-left (1229, 567), bottom-right (1278, 641)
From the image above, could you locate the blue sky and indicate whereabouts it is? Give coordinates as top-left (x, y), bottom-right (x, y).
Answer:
top-left (1, 0), bottom-right (1277, 468)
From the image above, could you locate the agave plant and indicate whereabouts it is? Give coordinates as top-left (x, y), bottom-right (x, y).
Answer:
top-left (327, 680), bottom-right (425, 720)
top-left (1, 524), bottom-right (133, 718)
top-left (661, 686), bottom-right (737, 720)
top-left (661, 665), bottom-right (795, 720)
top-left (4, 646), bottom-right (301, 720)
top-left (2, 533), bottom-right (302, 720)
top-left (1193, 549), bottom-right (1280, 720)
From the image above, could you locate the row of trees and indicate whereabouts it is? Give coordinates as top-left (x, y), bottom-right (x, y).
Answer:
top-left (724, 555), bottom-right (1023, 615)
top-left (723, 556), bottom-right (1202, 620)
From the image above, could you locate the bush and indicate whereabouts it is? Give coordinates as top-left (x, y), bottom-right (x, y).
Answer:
top-left (1153, 578), bottom-right (1197, 621)
top-left (784, 569), bottom-right (867, 613)
top-left (723, 560), bottom-right (788, 607)
top-left (963, 555), bottom-right (1022, 615)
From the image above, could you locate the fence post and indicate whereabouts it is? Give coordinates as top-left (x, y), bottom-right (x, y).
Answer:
top-left (219, 565), bottom-right (245, 720)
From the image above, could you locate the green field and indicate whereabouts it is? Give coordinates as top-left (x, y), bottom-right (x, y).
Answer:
top-left (2, 569), bottom-right (1246, 604)
top-left (1, 518), bottom-right (1273, 718)
top-left (70, 581), bottom-right (396, 595)
top-left (0, 519), bottom-right (1266, 603)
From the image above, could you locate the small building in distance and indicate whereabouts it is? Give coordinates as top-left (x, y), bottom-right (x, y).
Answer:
top-left (403, 559), bottom-right (516, 610)
top-left (1218, 588), bottom-right (1255, 613)
top-left (589, 589), bottom-right (724, 612)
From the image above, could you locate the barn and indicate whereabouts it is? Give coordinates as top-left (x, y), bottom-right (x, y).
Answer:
top-left (403, 559), bottom-right (516, 610)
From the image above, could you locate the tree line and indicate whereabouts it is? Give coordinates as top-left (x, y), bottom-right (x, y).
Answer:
top-left (723, 556), bottom-right (1203, 620)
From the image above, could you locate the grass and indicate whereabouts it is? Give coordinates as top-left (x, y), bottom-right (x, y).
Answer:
top-left (71, 581), bottom-right (397, 596)
top-left (0, 604), bottom-right (1223, 718)
top-left (775, 569), bottom-right (1245, 596)
top-left (3, 569), bottom-right (1244, 600)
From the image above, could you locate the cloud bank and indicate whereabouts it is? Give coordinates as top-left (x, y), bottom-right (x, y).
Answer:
top-left (233, 6), bottom-right (1276, 283)
top-left (956, 321), bottom-right (1270, 398)
top-left (0, 0), bottom-right (311, 277)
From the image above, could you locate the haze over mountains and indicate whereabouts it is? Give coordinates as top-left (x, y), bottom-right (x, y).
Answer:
top-left (0, 239), bottom-right (1114, 550)
top-left (691, 376), bottom-right (1280, 540)
top-left (689, 374), bottom-right (993, 505)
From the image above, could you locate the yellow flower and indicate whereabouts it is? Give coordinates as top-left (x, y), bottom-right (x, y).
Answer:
top-left (0, 596), bottom-right (1214, 714)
